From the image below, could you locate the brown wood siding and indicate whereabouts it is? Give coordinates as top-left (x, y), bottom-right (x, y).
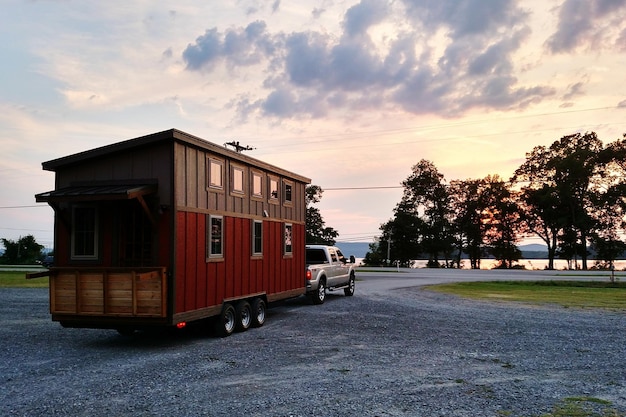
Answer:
top-left (173, 142), bottom-right (307, 223)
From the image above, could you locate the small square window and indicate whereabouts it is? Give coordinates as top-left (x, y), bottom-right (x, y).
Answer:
top-left (284, 182), bottom-right (292, 203)
top-left (232, 166), bottom-right (244, 194)
top-left (207, 215), bottom-right (223, 258)
top-left (252, 220), bottom-right (263, 255)
top-left (208, 159), bottom-right (223, 189)
top-left (269, 177), bottom-right (279, 200)
top-left (252, 172), bottom-right (263, 197)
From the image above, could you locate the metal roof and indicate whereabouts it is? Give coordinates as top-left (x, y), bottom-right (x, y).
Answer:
top-left (35, 183), bottom-right (157, 203)
top-left (41, 128), bottom-right (311, 184)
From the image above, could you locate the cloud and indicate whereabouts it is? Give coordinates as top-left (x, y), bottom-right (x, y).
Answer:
top-left (183, 0), bottom-right (554, 120)
top-left (562, 81), bottom-right (586, 100)
top-left (401, 0), bottom-right (527, 38)
top-left (546, 0), bottom-right (626, 53)
top-left (182, 21), bottom-right (273, 70)
top-left (343, 0), bottom-right (389, 37)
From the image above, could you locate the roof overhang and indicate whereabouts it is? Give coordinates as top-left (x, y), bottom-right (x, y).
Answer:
top-left (35, 183), bottom-right (157, 203)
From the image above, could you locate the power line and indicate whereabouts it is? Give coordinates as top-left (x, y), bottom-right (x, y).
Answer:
top-left (324, 186), bottom-right (403, 191)
top-left (0, 205), bottom-right (46, 209)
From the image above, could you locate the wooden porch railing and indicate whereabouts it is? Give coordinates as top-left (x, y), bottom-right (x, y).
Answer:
top-left (48, 267), bottom-right (167, 318)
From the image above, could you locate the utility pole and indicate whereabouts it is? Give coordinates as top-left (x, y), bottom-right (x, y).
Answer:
top-left (224, 141), bottom-right (255, 153)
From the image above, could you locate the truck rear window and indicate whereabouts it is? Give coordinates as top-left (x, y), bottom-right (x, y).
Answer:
top-left (306, 249), bottom-right (327, 264)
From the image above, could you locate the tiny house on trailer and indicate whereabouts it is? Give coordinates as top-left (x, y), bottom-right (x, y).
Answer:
top-left (33, 129), bottom-right (310, 336)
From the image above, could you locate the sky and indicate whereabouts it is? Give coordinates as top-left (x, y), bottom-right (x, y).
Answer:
top-left (1, 0), bottom-right (626, 250)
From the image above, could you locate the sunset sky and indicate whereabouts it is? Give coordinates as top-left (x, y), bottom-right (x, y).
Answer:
top-left (2, 0), bottom-right (626, 249)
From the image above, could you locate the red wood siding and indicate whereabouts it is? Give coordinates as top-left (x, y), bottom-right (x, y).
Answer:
top-left (174, 210), bottom-right (304, 314)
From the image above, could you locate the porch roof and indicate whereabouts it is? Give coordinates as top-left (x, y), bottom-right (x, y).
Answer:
top-left (35, 183), bottom-right (157, 203)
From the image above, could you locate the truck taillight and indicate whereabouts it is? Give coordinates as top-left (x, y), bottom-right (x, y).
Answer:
top-left (306, 270), bottom-right (312, 280)
top-left (176, 322), bottom-right (187, 329)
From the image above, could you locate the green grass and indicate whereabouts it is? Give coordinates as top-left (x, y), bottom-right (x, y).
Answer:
top-left (425, 280), bottom-right (626, 310)
top-left (537, 397), bottom-right (622, 417)
top-left (0, 271), bottom-right (50, 288)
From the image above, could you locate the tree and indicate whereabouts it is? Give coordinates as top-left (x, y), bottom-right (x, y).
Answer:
top-left (400, 160), bottom-right (455, 267)
top-left (305, 185), bottom-right (339, 245)
top-left (450, 179), bottom-right (490, 269)
top-left (513, 132), bottom-right (608, 270)
top-left (0, 235), bottom-right (45, 265)
top-left (481, 176), bottom-right (523, 268)
top-left (362, 241), bottom-right (386, 266)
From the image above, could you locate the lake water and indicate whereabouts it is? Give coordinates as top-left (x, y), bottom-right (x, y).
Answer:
top-left (358, 258), bottom-right (626, 271)
top-left (427, 258), bottom-right (626, 270)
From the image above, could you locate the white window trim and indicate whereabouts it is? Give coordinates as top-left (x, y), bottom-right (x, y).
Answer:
top-left (208, 158), bottom-right (224, 189)
top-left (207, 215), bottom-right (224, 259)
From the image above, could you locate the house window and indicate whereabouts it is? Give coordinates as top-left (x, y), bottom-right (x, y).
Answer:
top-left (252, 220), bottom-right (263, 255)
top-left (284, 223), bottom-right (292, 255)
top-left (207, 215), bottom-right (223, 258)
top-left (232, 166), bottom-right (244, 194)
top-left (269, 177), bottom-right (279, 200)
top-left (252, 172), bottom-right (263, 197)
top-left (284, 181), bottom-right (293, 203)
top-left (72, 206), bottom-right (98, 259)
top-left (208, 158), bottom-right (223, 189)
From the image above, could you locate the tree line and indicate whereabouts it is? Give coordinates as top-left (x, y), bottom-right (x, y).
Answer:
top-left (0, 235), bottom-right (46, 265)
top-left (363, 132), bottom-right (626, 270)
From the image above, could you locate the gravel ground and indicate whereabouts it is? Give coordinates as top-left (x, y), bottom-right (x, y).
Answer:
top-left (1, 275), bottom-right (625, 417)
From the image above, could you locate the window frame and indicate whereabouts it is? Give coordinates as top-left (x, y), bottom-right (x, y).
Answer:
top-left (252, 171), bottom-right (264, 199)
top-left (252, 219), bottom-right (263, 256)
top-left (269, 176), bottom-right (279, 202)
top-left (231, 165), bottom-right (245, 195)
top-left (284, 223), bottom-right (293, 255)
top-left (283, 180), bottom-right (293, 204)
top-left (71, 205), bottom-right (99, 260)
top-left (208, 158), bottom-right (224, 190)
top-left (207, 215), bottom-right (224, 260)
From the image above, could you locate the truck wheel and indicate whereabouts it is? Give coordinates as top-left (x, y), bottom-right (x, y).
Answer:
top-left (311, 279), bottom-right (326, 305)
top-left (217, 303), bottom-right (236, 337)
top-left (344, 273), bottom-right (355, 296)
top-left (235, 301), bottom-right (252, 332)
top-left (251, 298), bottom-right (266, 327)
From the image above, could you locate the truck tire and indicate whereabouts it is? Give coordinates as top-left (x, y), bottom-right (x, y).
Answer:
top-left (311, 279), bottom-right (326, 305)
top-left (251, 298), bottom-right (266, 327)
top-left (216, 303), bottom-right (236, 337)
top-left (235, 301), bottom-right (252, 332)
top-left (344, 273), bottom-right (355, 296)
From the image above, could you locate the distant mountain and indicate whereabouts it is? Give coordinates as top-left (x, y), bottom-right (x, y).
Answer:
top-left (334, 242), bottom-right (549, 260)
top-left (335, 242), bottom-right (371, 258)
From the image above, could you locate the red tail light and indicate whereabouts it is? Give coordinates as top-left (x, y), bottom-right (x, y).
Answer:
top-left (176, 322), bottom-right (187, 329)
top-left (306, 270), bottom-right (312, 280)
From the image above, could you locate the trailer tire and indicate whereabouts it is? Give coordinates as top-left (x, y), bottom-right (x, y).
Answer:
top-left (235, 301), bottom-right (252, 332)
top-left (311, 279), bottom-right (326, 305)
top-left (217, 303), bottom-right (236, 337)
top-left (344, 272), bottom-right (355, 296)
top-left (251, 298), bottom-right (266, 328)
top-left (116, 327), bottom-right (136, 337)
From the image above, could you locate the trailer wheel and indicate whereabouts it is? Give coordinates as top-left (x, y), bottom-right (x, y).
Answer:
top-left (251, 298), bottom-right (266, 327)
top-left (116, 327), bottom-right (136, 337)
top-left (311, 279), bottom-right (326, 305)
top-left (235, 301), bottom-right (252, 332)
top-left (344, 272), bottom-right (355, 296)
top-left (217, 303), bottom-right (236, 337)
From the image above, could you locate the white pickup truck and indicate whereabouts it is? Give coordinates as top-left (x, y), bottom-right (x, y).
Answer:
top-left (305, 245), bottom-right (356, 304)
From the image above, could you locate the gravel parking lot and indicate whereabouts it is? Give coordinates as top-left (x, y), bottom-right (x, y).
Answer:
top-left (1, 270), bottom-right (625, 416)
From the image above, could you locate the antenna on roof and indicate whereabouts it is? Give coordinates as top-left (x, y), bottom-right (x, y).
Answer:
top-left (224, 141), bottom-right (255, 153)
